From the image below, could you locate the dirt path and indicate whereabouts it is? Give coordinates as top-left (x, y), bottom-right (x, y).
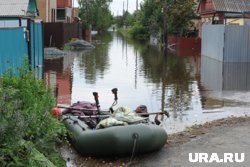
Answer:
top-left (131, 116), bottom-right (250, 167)
top-left (62, 116), bottom-right (250, 167)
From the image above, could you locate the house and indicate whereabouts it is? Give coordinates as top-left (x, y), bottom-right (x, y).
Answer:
top-left (57, 0), bottom-right (73, 23)
top-left (36, 0), bottom-right (57, 22)
top-left (0, 0), bottom-right (38, 17)
top-left (0, 0), bottom-right (43, 77)
top-left (199, 0), bottom-right (250, 63)
top-left (42, 0), bottom-right (87, 48)
top-left (0, 0), bottom-right (38, 28)
top-left (73, 7), bottom-right (80, 23)
top-left (197, 0), bottom-right (250, 36)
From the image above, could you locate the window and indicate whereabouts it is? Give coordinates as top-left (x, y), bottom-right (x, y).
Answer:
top-left (57, 9), bottom-right (66, 21)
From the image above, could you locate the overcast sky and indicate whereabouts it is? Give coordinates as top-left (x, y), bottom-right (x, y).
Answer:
top-left (109, 0), bottom-right (144, 16)
top-left (74, 0), bottom-right (144, 16)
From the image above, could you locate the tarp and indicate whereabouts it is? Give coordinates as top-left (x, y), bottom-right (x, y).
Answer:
top-left (96, 107), bottom-right (147, 129)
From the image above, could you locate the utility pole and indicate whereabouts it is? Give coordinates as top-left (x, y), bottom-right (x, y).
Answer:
top-left (72, 0), bottom-right (74, 19)
top-left (127, 0), bottom-right (129, 12)
top-left (136, 0), bottom-right (138, 11)
top-left (163, 0), bottom-right (168, 50)
top-left (123, 1), bottom-right (125, 16)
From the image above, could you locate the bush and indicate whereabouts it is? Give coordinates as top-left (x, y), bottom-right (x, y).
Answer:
top-left (129, 23), bottom-right (149, 41)
top-left (0, 67), bottom-right (66, 166)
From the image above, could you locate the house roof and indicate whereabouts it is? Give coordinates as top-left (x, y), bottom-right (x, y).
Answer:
top-left (0, 0), bottom-right (38, 17)
top-left (213, 0), bottom-right (250, 13)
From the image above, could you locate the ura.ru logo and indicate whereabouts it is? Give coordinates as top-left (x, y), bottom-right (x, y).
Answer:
top-left (189, 153), bottom-right (245, 163)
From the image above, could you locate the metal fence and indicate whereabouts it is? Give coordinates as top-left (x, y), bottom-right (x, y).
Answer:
top-left (30, 21), bottom-right (44, 78)
top-left (0, 27), bottom-right (28, 75)
top-left (0, 20), bottom-right (43, 77)
top-left (202, 24), bottom-right (250, 62)
top-left (201, 56), bottom-right (250, 91)
top-left (44, 22), bottom-right (83, 48)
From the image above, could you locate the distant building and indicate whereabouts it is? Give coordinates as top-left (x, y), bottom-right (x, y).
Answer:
top-left (57, 0), bottom-right (73, 23)
top-left (0, 0), bottom-right (38, 17)
top-left (0, 0), bottom-right (43, 77)
top-left (36, 0), bottom-right (57, 22)
top-left (72, 7), bottom-right (80, 23)
top-left (42, 1), bottom-right (84, 48)
top-left (197, 0), bottom-right (250, 36)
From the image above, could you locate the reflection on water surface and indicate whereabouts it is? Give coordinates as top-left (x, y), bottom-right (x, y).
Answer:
top-left (44, 32), bottom-right (250, 133)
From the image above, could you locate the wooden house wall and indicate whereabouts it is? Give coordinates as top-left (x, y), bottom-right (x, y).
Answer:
top-left (198, 0), bottom-right (215, 15)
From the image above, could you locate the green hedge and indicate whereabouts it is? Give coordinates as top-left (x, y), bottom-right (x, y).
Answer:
top-left (0, 67), bottom-right (66, 167)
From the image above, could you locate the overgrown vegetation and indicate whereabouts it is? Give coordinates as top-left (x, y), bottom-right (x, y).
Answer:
top-left (0, 65), bottom-right (66, 166)
top-left (116, 0), bottom-right (198, 41)
top-left (79, 0), bottom-right (114, 33)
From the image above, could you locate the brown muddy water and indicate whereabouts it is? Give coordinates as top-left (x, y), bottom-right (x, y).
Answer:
top-left (44, 32), bottom-right (250, 166)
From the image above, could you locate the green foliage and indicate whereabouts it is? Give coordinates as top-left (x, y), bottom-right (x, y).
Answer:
top-left (79, 0), bottom-right (113, 32)
top-left (165, 0), bottom-right (197, 36)
top-left (0, 65), bottom-right (66, 166)
top-left (116, 11), bottom-right (135, 28)
top-left (139, 0), bottom-right (163, 35)
top-left (117, 28), bottom-right (131, 38)
top-left (117, 0), bottom-right (197, 40)
top-left (63, 44), bottom-right (73, 51)
top-left (116, 16), bottom-right (124, 28)
top-left (129, 23), bottom-right (149, 41)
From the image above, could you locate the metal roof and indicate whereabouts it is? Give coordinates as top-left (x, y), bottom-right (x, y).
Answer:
top-left (213, 0), bottom-right (250, 13)
top-left (0, 0), bottom-right (30, 17)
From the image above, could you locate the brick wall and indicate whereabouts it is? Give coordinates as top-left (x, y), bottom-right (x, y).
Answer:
top-left (57, 0), bottom-right (72, 8)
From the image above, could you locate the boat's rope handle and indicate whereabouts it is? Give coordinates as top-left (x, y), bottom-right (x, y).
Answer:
top-left (130, 133), bottom-right (139, 163)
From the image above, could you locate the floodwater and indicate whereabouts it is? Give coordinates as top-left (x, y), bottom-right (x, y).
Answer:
top-left (44, 32), bottom-right (250, 134)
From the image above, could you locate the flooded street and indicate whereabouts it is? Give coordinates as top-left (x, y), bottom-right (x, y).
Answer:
top-left (44, 32), bottom-right (250, 134)
top-left (43, 32), bottom-right (250, 166)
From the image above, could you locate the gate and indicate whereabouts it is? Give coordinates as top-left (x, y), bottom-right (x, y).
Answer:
top-left (0, 20), bottom-right (43, 77)
top-left (0, 27), bottom-right (28, 75)
top-left (202, 25), bottom-right (250, 62)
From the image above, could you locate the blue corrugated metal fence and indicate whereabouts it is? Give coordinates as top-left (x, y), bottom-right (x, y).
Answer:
top-left (0, 20), bottom-right (43, 77)
top-left (30, 21), bottom-right (44, 78)
top-left (0, 27), bottom-right (28, 75)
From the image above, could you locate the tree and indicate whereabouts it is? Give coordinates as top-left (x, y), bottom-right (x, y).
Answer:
top-left (165, 0), bottom-right (197, 36)
top-left (139, 0), bottom-right (163, 36)
top-left (115, 11), bottom-right (136, 28)
top-left (126, 0), bottom-right (197, 40)
top-left (79, 0), bottom-right (113, 32)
